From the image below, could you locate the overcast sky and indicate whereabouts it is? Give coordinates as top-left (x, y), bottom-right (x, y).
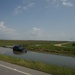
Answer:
top-left (0, 0), bottom-right (75, 41)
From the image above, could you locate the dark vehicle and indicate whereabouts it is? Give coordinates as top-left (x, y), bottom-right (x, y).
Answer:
top-left (13, 45), bottom-right (27, 52)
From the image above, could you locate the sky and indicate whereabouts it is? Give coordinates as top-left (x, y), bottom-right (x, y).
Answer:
top-left (0, 0), bottom-right (75, 41)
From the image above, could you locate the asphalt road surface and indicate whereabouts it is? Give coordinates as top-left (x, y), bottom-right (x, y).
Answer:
top-left (0, 47), bottom-right (51, 75)
top-left (0, 61), bottom-right (50, 75)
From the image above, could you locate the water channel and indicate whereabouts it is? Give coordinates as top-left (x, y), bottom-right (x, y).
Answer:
top-left (0, 47), bottom-right (75, 69)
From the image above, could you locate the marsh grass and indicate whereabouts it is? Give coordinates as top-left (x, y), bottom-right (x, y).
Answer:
top-left (0, 54), bottom-right (75, 75)
top-left (0, 40), bottom-right (75, 55)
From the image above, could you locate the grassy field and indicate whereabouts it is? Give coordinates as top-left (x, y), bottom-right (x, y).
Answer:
top-left (0, 40), bottom-right (75, 56)
top-left (0, 54), bottom-right (75, 75)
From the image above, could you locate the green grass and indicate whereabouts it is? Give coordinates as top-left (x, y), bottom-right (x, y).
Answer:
top-left (0, 54), bottom-right (75, 75)
top-left (0, 40), bottom-right (75, 56)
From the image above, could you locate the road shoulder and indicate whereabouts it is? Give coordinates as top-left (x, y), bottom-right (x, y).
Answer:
top-left (0, 61), bottom-right (50, 75)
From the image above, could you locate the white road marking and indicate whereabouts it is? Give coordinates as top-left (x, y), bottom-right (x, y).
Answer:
top-left (0, 64), bottom-right (31, 75)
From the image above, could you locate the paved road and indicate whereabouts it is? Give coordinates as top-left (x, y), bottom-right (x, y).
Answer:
top-left (0, 47), bottom-right (51, 75)
top-left (0, 61), bottom-right (50, 75)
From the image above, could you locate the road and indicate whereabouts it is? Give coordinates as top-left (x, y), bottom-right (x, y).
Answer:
top-left (0, 47), bottom-right (51, 75)
top-left (0, 61), bottom-right (50, 75)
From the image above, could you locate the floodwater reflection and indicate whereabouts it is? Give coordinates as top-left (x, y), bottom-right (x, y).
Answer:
top-left (13, 50), bottom-right (27, 55)
top-left (0, 47), bottom-right (75, 69)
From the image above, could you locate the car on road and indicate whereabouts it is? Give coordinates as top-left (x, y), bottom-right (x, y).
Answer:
top-left (13, 45), bottom-right (27, 52)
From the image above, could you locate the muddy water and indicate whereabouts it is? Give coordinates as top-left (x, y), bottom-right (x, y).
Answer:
top-left (0, 47), bottom-right (75, 69)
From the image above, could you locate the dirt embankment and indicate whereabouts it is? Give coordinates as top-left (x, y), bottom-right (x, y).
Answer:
top-left (54, 44), bottom-right (61, 46)
top-left (54, 43), bottom-right (69, 47)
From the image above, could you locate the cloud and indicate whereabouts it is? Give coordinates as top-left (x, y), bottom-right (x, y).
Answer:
top-left (26, 27), bottom-right (75, 41)
top-left (14, 0), bottom-right (74, 14)
top-left (45, 0), bottom-right (74, 7)
top-left (14, 2), bottom-right (35, 14)
top-left (62, 1), bottom-right (74, 7)
top-left (27, 27), bottom-right (52, 40)
top-left (14, 6), bottom-right (22, 14)
top-left (28, 2), bottom-right (35, 7)
top-left (30, 27), bottom-right (41, 36)
top-left (0, 21), bottom-right (19, 39)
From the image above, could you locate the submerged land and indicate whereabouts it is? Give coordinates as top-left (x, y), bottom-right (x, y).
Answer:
top-left (0, 40), bottom-right (75, 75)
top-left (0, 40), bottom-right (75, 56)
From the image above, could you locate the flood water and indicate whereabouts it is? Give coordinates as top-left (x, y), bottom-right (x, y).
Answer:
top-left (0, 47), bottom-right (75, 69)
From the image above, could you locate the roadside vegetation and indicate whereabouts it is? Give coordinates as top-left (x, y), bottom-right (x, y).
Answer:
top-left (0, 40), bottom-right (75, 55)
top-left (0, 40), bottom-right (75, 56)
top-left (0, 54), bottom-right (75, 75)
